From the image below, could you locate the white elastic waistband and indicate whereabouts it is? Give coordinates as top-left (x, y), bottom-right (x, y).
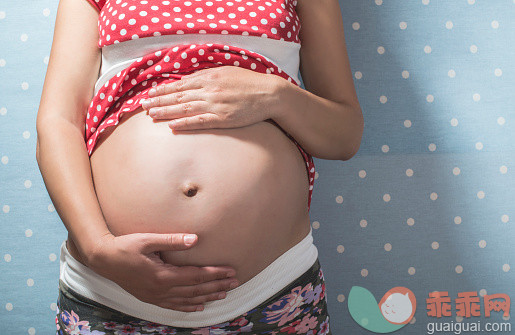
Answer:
top-left (96, 33), bottom-right (301, 95)
top-left (59, 227), bottom-right (318, 327)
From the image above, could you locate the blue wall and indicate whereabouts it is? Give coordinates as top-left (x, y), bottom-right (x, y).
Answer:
top-left (1, 0), bottom-right (513, 334)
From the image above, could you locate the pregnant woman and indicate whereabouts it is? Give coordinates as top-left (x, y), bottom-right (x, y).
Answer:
top-left (36, 0), bottom-right (363, 333)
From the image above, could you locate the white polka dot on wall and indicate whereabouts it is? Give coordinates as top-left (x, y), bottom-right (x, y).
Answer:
top-left (404, 120), bottom-right (412, 128)
top-left (379, 95), bottom-right (387, 104)
top-left (381, 144), bottom-right (389, 153)
top-left (361, 269), bottom-right (368, 277)
top-left (360, 219), bottom-right (368, 228)
top-left (0, 107), bottom-right (6, 116)
top-left (1, 156), bottom-right (8, 164)
top-left (430, 192), bottom-right (438, 201)
top-left (478, 240), bottom-right (486, 248)
top-left (501, 215), bottom-right (509, 223)
top-left (28, 327), bottom-right (36, 335)
top-left (3, 205), bottom-right (10, 213)
top-left (21, 82), bottom-right (29, 90)
top-left (23, 131), bottom-right (30, 139)
top-left (354, 71), bottom-right (362, 79)
top-left (4, 254), bottom-right (12, 262)
top-left (399, 21), bottom-right (407, 30)
top-left (494, 68), bottom-right (502, 76)
top-left (5, 303), bottom-right (13, 311)
top-left (311, 221), bottom-right (320, 229)
top-left (402, 70), bottom-right (409, 78)
top-left (470, 45), bottom-right (478, 53)
top-left (0, 11), bottom-right (5, 19)
top-left (335, 195), bottom-right (343, 204)
top-left (27, 278), bottom-right (34, 287)
top-left (377, 46), bottom-right (385, 54)
top-left (491, 20), bottom-right (499, 29)
top-left (428, 143), bottom-right (436, 152)
top-left (384, 243), bottom-right (392, 251)
top-left (408, 267), bottom-right (416, 275)
top-left (448, 69), bottom-right (456, 78)
top-left (426, 94), bottom-right (434, 103)
top-left (25, 229), bottom-right (33, 237)
top-left (424, 45), bottom-right (432, 53)
top-left (502, 264), bottom-right (510, 272)
top-left (453, 167), bottom-right (460, 175)
top-left (431, 241), bottom-right (439, 249)
top-left (454, 216), bottom-right (462, 224)
top-left (358, 170), bottom-right (366, 178)
top-left (337, 294), bottom-right (345, 302)
top-left (476, 190), bottom-right (485, 199)
top-left (383, 194), bottom-right (391, 202)
top-left (407, 218), bottom-right (415, 226)
top-left (472, 93), bottom-right (480, 102)
top-left (352, 22), bottom-right (360, 30)
top-left (50, 303), bottom-right (57, 311)
top-left (43, 8), bottom-right (50, 17)
top-left (497, 117), bottom-right (506, 126)
top-left (20, 34), bottom-right (28, 42)
top-left (450, 118), bottom-right (458, 126)
top-left (422, 0), bottom-right (430, 5)
top-left (49, 253), bottom-right (57, 262)
top-left (455, 265), bottom-right (463, 274)
top-left (446, 21), bottom-right (453, 29)
top-left (337, 245), bottom-right (344, 253)
top-left (406, 168), bottom-right (413, 177)
top-left (0, 59), bottom-right (5, 67)
top-left (48, 204), bottom-right (55, 212)
top-left (24, 180), bottom-right (32, 188)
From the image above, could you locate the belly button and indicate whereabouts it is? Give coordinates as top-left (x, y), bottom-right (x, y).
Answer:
top-left (182, 182), bottom-right (200, 197)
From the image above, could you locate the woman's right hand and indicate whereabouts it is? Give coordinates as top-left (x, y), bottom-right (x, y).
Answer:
top-left (86, 232), bottom-right (239, 312)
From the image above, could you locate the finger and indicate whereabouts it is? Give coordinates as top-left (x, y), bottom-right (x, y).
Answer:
top-left (161, 264), bottom-right (237, 286)
top-left (168, 113), bottom-right (220, 130)
top-left (165, 289), bottom-right (230, 306)
top-left (138, 233), bottom-right (198, 254)
top-left (148, 100), bottom-right (206, 120)
top-left (143, 88), bottom-right (203, 111)
top-left (148, 76), bottom-right (203, 97)
top-left (167, 277), bottom-right (239, 300)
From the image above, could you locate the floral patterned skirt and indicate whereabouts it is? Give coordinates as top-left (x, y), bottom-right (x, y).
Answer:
top-left (56, 258), bottom-right (331, 335)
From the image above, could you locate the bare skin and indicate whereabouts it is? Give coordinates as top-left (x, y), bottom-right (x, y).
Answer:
top-left (36, 0), bottom-right (362, 313)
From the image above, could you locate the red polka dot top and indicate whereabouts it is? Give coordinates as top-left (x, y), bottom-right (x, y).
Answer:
top-left (84, 0), bottom-right (315, 210)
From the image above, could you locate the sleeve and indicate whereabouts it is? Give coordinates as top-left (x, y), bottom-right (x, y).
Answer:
top-left (85, 0), bottom-right (106, 12)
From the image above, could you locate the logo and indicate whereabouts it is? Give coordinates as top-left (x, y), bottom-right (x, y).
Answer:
top-left (348, 286), bottom-right (416, 333)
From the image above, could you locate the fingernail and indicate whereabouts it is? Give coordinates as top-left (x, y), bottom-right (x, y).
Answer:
top-left (149, 88), bottom-right (156, 96)
top-left (184, 234), bottom-right (197, 245)
top-left (229, 281), bottom-right (238, 289)
top-left (217, 292), bottom-right (226, 299)
top-left (196, 305), bottom-right (204, 312)
top-left (149, 108), bottom-right (157, 117)
top-left (226, 270), bottom-right (236, 278)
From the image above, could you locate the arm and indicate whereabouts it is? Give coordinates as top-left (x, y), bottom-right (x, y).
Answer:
top-left (268, 0), bottom-right (364, 161)
top-left (36, 0), bottom-right (237, 312)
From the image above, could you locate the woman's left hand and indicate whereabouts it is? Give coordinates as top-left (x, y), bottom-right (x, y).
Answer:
top-left (141, 66), bottom-right (282, 130)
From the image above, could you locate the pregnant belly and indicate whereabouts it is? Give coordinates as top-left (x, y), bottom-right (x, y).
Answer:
top-left (88, 107), bottom-right (311, 285)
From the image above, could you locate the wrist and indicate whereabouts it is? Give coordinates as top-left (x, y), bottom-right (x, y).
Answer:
top-left (265, 74), bottom-right (293, 123)
top-left (72, 225), bottom-right (114, 265)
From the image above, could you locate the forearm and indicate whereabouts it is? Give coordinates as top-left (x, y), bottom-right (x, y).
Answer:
top-left (36, 117), bottom-right (111, 261)
top-left (268, 75), bottom-right (364, 161)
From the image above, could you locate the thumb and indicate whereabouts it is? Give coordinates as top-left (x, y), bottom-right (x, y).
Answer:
top-left (139, 233), bottom-right (198, 253)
